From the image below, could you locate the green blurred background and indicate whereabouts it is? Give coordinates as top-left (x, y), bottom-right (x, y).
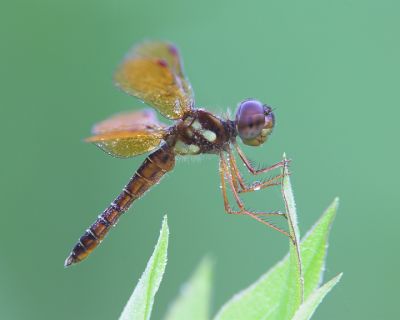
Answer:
top-left (1, 0), bottom-right (399, 319)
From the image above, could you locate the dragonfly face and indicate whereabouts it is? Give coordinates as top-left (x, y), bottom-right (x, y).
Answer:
top-left (235, 99), bottom-right (275, 147)
top-left (65, 41), bottom-right (290, 267)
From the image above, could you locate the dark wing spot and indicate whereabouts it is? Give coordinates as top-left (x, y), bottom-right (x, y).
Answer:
top-left (157, 59), bottom-right (168, 67)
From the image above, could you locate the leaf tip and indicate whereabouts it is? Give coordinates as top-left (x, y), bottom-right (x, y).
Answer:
top-left (332, 197), bottom-right (340, 208)
top-left (324, 198), bottom-right (339, 222)
top-left (161, 214), bottom-right (169, 234)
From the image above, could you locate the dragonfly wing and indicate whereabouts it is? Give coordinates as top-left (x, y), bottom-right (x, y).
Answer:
top-left (86, 109), bottom-right (168, 158)
top-left (91, 108), bottom-right (165, 135)
top-left (114, 41), bottom-right (194, 120)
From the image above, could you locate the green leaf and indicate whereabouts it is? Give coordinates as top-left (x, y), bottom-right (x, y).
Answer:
top-left (164, 257), bottom-right (213, 320)
top-left (292, 273), bottom-right (343, 320)
top-left (214, 192), bottom-right (338, 320)
top-left (302, 198), bottom-right (338, 299)
top-left (274, 155), bottom-right (303, 320)
top-left (213, 260), bottom-right (289, 320)
top-left (119, 215), bottom-right (169, 320)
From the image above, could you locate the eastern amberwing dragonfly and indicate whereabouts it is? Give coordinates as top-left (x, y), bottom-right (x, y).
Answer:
top-left (65, 41), bottom-right (290, 267)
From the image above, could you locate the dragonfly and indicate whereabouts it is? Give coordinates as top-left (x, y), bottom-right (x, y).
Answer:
top-left (65, 41), bottom-right (291, 267)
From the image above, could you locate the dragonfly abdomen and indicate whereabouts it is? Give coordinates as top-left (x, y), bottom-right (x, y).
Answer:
top-left (64, 144), bottom-right (175, 267)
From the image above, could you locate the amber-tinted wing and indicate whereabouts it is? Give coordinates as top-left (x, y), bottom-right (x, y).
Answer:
top-left (114, 41), bottom-right (194, 120)
top-left (86, 109), bottom-right (168, 158)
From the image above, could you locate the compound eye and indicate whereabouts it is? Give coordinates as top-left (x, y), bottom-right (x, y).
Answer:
top-left (236, 100), bottom-right (266, 140)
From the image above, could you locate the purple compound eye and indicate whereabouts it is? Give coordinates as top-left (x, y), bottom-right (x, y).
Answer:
top-left (235, 100), bottom-right (266, 140)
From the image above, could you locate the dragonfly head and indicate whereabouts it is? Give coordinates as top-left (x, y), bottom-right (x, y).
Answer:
top-left (235, 99), bottom-right (275, 146)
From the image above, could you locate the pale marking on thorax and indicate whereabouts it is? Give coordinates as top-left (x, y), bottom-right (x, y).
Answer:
top-left (191, 120), bottom-right (217, 142)
top-left (174, 140), bottom-right (200, 155)
top-left (192, 120), bottom-right (202, 130)
top-left (186, 128), bottom-right (194, 137)
top-left (201, 130), bottom-right (217, 142)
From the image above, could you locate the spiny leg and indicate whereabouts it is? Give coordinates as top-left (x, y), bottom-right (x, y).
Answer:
top-left (227, 149), bottom-right (287, 219)
top-left (219, 156), bottom-right (243, 215)
top-left (234, 141), bottom-right (289, 175)
top-left (226, 151), bottom-right (286, 219)
top-left (219, 153), bottom-right (293, 240)
top-left (227, 147), bottom-right (247, 190)
top-left (227, 147), bottom-right (287, 195)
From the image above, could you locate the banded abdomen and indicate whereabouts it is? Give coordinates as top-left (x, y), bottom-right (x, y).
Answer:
top-left (64, 144), bottom-right (175, 267)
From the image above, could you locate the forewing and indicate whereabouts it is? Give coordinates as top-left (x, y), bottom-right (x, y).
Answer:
top-left (86, 109), bottom-right (167, 158)
top-left (114, 41), bottom-right (194, 120)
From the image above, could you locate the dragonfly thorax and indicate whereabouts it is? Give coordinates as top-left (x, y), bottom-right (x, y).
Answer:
top-left (171, 109), bottom-right (234, 155)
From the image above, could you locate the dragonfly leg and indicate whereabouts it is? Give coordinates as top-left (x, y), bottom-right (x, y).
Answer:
top-left (219, 155), bottom-right (243, 215)
top-left (234, 141), bottom-right (290, 175)
top-left (227, 147), bottom-right (288, 196)
top-left (219, 153), bottom-right (292, 240)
